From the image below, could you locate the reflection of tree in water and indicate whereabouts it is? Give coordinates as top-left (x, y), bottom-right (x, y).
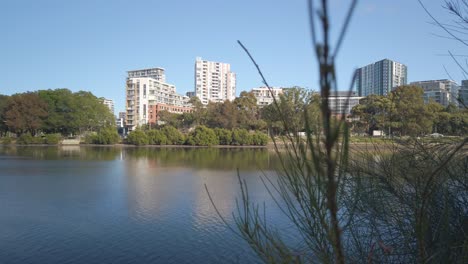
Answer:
top-left (124, 147), bottom-right (278, 170)
top-left (0, 146), bottom-right (121, 161)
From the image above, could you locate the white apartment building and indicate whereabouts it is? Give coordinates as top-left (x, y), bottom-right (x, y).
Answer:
top-left (410, 79), bottom-right (460, 107)
top-left (125, 68), bottom-right (191, 131)
top-left (194, 57), bottom-right (236, 105)
top-left (100, 98), bottom-right (115, 115)
top-left (250, 87), bottom-right (283, 107)
top-left (328, 91), bottom-right (363, 115)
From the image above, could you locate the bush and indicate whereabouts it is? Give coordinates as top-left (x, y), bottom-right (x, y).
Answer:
top-left (44, 134), bottom-right (62, 145)
top-left (214, 128), bottom-right (232, 145)
top-left (162, 126), bottom-right (185, 145)
top-left (231, 128), bottom-right (253, 146)
top-left (186, 126), bottom-right (219, 146)
top-left (147, 130), bottom-right (167, 145)
top-left (1, 137), bottom-right (12, 145)
top-left (251, 131), bottom-right (269, 146)
top-left (94, 128), bottom-right (120, 144)
top-left (17, 133), bottom-right (43, 144)
top-left (126, 130), bottom-right (149, 146)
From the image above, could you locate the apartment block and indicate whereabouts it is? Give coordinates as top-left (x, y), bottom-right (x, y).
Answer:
top-left (355, 59), bottom-right (407, 96)
top-left (100, 98), bottom-right (115, 115)
top-left (328, 91), bottom-right (363, 115)
top-left (250, 87), bottom-right (283, 107)
top-left (459, 80), bottom-right (468, 108)
top-left (125, 68), bottom-right (192, 131)
top-left (410, 79), bottom-right (460, 107)
top-left (194, 57), bottom-right (236, 105)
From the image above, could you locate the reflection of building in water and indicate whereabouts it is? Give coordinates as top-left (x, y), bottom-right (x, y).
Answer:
top-left (123, 157), bottom-right (195, 221)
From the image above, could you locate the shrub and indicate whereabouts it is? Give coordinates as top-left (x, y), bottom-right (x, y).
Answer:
top-left (147, 129), bottom-right (167, 145)
top-left (231, 128), bottom-right (252, 146)
top-left (17, 133), bottom-right (43, 144)
top-left (251, 131), bottom-right (269, 146)
top-left (1, 137), bottom-right (12, 145)
top-left (162, 126), bottom-right (185, 145)
top-left (94, 128), bottom-right (120, 144)
top-left (44, 134), bottom-right (61, 145)
top-left (214, 128), bottom-right (232, 145)
top-left (127, 130), bottom-right (149, 146)
top-left (186, 126), bottom-right (219, 146)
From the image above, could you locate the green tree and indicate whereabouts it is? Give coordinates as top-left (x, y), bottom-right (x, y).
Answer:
top-left (390, 85), bottom-right (432, 136)
top-left (186, 126), bottom-right (219, 146)
top-left (161, 126), bottom-right (185, 145)
top-left (214, 128), bottom-right (233, 145)
top-left (38, 89), bottom-right (76, 135)
top-left (126, 130), bottom-right (149, 146)
top-left (147, 129), bottom-right (167, 145)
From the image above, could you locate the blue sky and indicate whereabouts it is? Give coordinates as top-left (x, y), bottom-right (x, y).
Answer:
top-left (1, 0), bottom-right (464, 113)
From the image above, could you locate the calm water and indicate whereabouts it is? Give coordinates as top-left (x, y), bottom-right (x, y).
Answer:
top-left (0, 146), bottom-right (289, 264)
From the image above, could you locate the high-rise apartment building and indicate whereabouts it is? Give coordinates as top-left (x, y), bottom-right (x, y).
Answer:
top-left (410, 79), bottom-right (460, 107)
top-left (100, 98), bottom-right (115, 115)
top-left (125, 68), bottom-right (192, 131)
top-left (250, 87), bottom-right (284, 107)
top-left (194, 57), bottom-right (236, 105)
top-left (355, 59), bottom-right (407, 96)
top-left (459, 80), bottom-right (468, 108)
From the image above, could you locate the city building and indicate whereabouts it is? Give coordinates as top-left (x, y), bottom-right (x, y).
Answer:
top-left (194, 57), bottom-right (236, 105)
top-left (410, 79), bottom-right (460, 107)
top-left (117, 112), bottom-right (126, 128)
top-left (355, 59), bottom-right (407, 96)
top-left (186, 91), bottom-right (196, 98)
top-left (250, 87), bottom-right (283, 107)
top-left (125, 68), bottom-right (192, 131)
top-left (100, 98), bottom-right (115, 115)
top-left (459, 80), bottom-right (468, 108)
top-left (328, 91), bottom-right (363, 115)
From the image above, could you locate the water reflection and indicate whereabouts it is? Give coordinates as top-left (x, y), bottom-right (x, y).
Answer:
top-left (0, 146), bottom-right (280, 263)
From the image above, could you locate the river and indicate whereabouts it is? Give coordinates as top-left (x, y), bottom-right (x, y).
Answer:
top-left (0, 146), bottom-right (289, 264)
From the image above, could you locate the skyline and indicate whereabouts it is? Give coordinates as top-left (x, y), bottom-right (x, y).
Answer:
top-left (1, 0), bottom-right (464, 113)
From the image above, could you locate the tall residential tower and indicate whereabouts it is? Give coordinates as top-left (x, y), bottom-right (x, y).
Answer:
top-left (355, 59), bottom-right (407, 96)
top-left (194, 57), bottom-right (236, 105)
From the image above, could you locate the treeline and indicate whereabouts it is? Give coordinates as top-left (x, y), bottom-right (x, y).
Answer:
top-left (157, 87), bottom-right (320, 136)
top-left (126, 126), bottom-right (269, 146)
top-left (351, 85), bottom-right (468, 136)
top-left (0, 89), bottom-right (115, 137)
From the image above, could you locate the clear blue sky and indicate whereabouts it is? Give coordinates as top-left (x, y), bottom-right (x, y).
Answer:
top-left (0, 0), bottom-right (464, 113)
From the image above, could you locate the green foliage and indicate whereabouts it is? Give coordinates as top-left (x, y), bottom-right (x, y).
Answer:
top-left (1, 137), bottom-right (12, 145)
top-left (162, 126), bottom-right (185, 145)
top-left (89, 128), bottom-right (120, 144)
top-left (214, 128), bottom-right (233, 145)
top-left (147, 129), bottom-right (167, 145)
top-left (231, 128), bottom-right (253, 146)
top-left (126, 130), bottom-right (149, 146)
top-left (186, 126), bottom-right (219, 146)
top-left (251, 131), bottom-right (269, 146)
top-left (16, 133), bottom-right (44, 144)
top-left (44, 134), bottom-right (61, 145)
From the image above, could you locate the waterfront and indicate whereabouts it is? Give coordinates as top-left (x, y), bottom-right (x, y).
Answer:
top-left (0, 146), bottom-right (287, 264)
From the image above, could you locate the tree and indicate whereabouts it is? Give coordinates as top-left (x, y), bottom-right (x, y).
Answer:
top-left (351, 94), bottom-right (392, 135)
top-left (38, 89), bottom-right (76, 135)
top-left (186, 126), bottom-right (218, 146)
top-left (261, 86), bottom-right (312, 135)
top-left (0, 94), bottom-right (10, 136)
top-left (390, 86), bottom-right (433, 136)
top-left (4, 92), bottom-right (48, 136)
